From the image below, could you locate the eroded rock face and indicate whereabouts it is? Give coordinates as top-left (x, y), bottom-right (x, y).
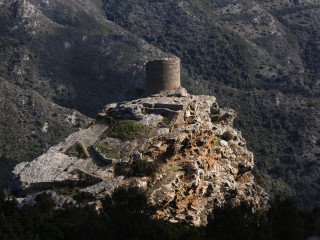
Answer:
top-left (13, 89), bottom-right (267, 226)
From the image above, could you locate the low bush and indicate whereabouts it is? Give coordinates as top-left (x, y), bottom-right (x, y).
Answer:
top-left (65, 141), bottom-right (90, 159)
top-left (115, 159), bottom-right (160, 178)
top-left (104, 117), bottom-right (153, 141)
top-left (94, 143), bottom-right (119, 159)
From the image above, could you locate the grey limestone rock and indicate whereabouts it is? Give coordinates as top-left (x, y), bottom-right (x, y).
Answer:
top-left (17, 190), bottom-right (76, 209)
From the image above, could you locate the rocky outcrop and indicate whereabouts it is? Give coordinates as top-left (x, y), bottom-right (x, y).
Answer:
top-left (13, 89), bottom-right (267, 226)
top-left (16, 190), bottom-right (76, 209)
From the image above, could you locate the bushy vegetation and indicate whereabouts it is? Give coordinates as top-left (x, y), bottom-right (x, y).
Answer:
top-left (206, 197), bottom-right (320, 240)
top-left (104, 117), bottom-right (153, 140)
top-left (94, 143), bottom-right (119, 159)
top-left (66, 142), bottom-right (90, 159)
top-left (1, 189), bottom-right (320, 240)
top-left (0, 188), bottom-right (203, 240)
top-left (115, 159), bottom-right (160, 178)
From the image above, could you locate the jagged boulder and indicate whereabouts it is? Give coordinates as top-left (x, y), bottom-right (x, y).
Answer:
top-left (13, 89), bottom-right (268, 226)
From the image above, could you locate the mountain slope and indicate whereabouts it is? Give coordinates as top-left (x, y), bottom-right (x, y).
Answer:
top-left (0, 79), bottom-right (90, 187)
top-left (1, 0), bottom-right (170, 116)
top-left (0, 0), bottom-right (170, 166)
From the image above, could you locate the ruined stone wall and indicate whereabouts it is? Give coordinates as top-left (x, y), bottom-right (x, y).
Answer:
top-left (146, 57), bottom-right (181, 94)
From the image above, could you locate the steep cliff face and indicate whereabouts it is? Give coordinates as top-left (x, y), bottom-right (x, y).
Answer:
top-left (13, 89), bottom-right (267, 226)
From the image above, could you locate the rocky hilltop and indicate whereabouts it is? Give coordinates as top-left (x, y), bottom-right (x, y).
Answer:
top-left (13, 88), bottom-right (267, 226)
top-left (103, 0), bottom-right (320, 208)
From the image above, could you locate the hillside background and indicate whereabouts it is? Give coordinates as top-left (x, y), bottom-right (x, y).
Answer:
top-left (1, 0), bottom-right (320, 208)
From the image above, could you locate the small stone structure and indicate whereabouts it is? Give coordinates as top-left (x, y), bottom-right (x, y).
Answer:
top-left (146, 57), bottom-right (181, 94)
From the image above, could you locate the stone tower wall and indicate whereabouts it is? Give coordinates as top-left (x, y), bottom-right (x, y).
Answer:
top-left (146, 57), bottom-right (181, 94)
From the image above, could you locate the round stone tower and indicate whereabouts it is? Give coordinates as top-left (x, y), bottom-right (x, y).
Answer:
top-left (146, 57), bottom-right (181, 94)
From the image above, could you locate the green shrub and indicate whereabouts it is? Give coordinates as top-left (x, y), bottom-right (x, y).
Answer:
top-left (65, 141), bottom-right (90, 159)
top-left (115, 160), bottom-right (160, 178)
top-left (104, 117), bottom-right (153, 140)
top-left (94, 143), bottom-right (118, 159)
